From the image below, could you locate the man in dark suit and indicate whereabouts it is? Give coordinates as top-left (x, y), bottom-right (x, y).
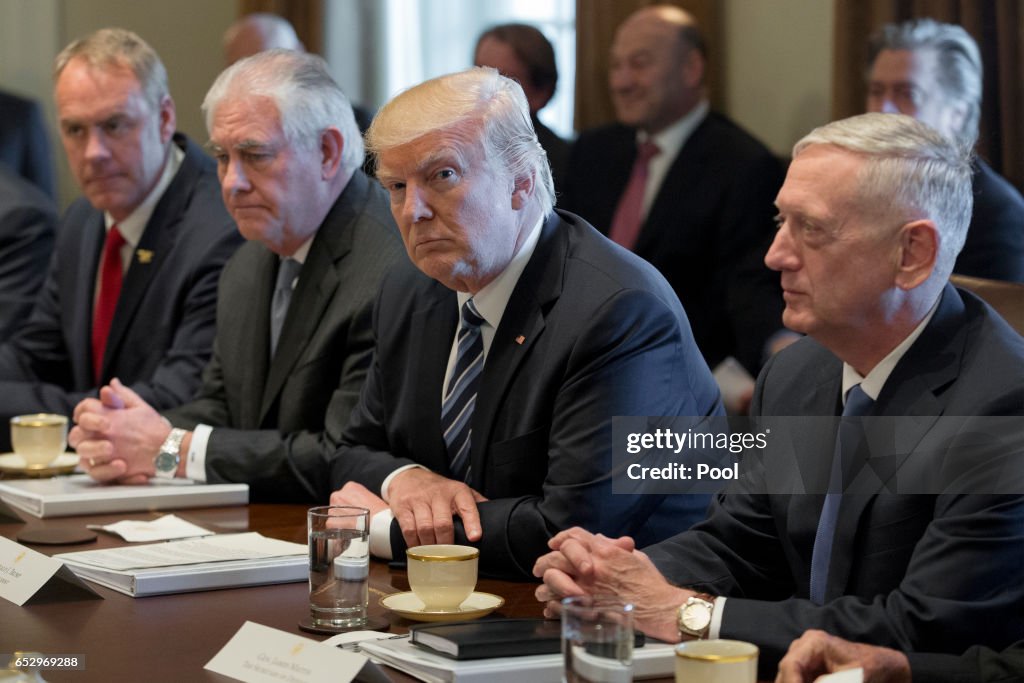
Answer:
top-left (0, 88), bottom-right (55, 199)
top-left (0, 165), bottom-right (56, 341)
top-left (778, 630), bottom-right (1024, 683)
top-left (867, 18), bottom-right (1024, 283)
top-left (535, 114), bottom-right (1024, 673)
top-left (474, 23), bottom-right (570, 190)
top-left (560, 5), bottom-right (786, 376)
top-left (0, 29), bottom-right (241, 451)
top-left (327, 67), bottom-right (723, 579)
top-left (70, 50), bottom-right (404, 501)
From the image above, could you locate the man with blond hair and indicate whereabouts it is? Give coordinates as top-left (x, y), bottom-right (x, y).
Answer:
top-left (327, 66), bottom-right (722, 578)
top-left (0, 28), bottom-right (240, 450)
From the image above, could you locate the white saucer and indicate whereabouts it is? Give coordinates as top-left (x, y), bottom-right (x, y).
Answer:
top-left (0, 453), bottom-right (79, 477)
top-left (380, 591), bottom-right (505, 622)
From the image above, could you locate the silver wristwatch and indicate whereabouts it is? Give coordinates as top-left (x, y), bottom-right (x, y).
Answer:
top-left (677, 592), bottom-right (715, 639)
top-left (154, 428), bottom-right (186, 479)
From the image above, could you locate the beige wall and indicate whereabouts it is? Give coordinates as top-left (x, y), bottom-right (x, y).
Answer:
top-left (721, 0), bottom-right (834, 157)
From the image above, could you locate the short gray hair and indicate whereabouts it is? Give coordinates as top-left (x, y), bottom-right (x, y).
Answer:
top-left (794, 113), bottom-right (973, 279)
top-left (54, 28), bottom-right (169, 111)
top-left (202, 49), bottom-right (363, 173)
top-left (367, 66), bottom-right (554, 214)
top-left (867, 18), bottom-right (982, 148)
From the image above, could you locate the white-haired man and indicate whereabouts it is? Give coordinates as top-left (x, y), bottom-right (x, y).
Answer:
top-left (327, 67), bottom-right (723, 578)
top-left (867, 18), bottom-right (1024, 282)
top-left (535, 114), bottom-right (1024, 675)
top-left (71, 50), bottom-right (405, 501)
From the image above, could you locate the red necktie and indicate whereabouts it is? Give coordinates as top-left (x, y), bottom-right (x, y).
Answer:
top-left (608, 141), bottom-right (660, 250)
top-left (92, 225), bottom-right (126, 383)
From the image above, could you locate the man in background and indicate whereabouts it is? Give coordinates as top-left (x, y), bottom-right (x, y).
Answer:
top-left (560, 4), bottom-right (785, 377)
top-left (328, 67), bottom-right (722, 579)
top-left (866, 18), bottom-right (1024, 282)
top-left (536, 114), bottom-right (1024, 675)
top-left (71, 50), bottom-right (404, 502)
top-left (474, 23), bottom-right (569, 188)
top-left (0, 28), bottom-right (240, 450)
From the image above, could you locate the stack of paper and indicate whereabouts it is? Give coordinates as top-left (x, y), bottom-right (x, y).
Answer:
top-left (55, 532), bottom-right (307, 597)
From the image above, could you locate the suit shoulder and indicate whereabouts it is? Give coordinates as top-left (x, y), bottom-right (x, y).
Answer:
top-left (695, 112), bottom-right (779, 165)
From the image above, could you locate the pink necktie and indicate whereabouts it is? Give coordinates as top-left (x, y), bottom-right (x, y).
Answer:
top-left (92, 225), bottom-right (126, 383)
top-left (608, 141), bottom-right (660, 250)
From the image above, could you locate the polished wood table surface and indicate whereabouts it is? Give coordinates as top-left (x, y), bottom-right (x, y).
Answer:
top-left (0, 503), bottom-right (561, 683)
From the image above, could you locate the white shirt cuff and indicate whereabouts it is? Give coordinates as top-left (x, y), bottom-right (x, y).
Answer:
top-left (708, 596), bottom-right (726, 639)
top-left (185, 424), bottom-right (213, 482)
top-left (369, 509), bottom-right (395, 560)
top-left (380, 463), bottom-right (428, 502)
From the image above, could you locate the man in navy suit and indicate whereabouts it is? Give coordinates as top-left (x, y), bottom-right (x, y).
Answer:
top-left (0, 28), bottom-right (240, 450)
top-left (327, 67), bottom-right (723, 579)
top-left (0, 88), bottom-right (55, 199)
top-left (535, 114), bottom-right (1024, 674)
top-left (560, 5), bottom-right (786, 376)
top-left (866, 18), bottom-right (1024, 283)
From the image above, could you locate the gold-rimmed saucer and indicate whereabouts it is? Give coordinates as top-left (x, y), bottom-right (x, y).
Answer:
top-left (380, 591), bottom-right (504, 622)
top-left (0, 453), bottom-right (79, 478)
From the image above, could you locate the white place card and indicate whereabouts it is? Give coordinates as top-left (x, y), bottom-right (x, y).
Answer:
top-left (87, 513), bottom-right (214, 542)
top-left (0, 536), bottom-right (99, 606)
top-left (205, 621), bottom-right (367, 683)
top-left (817, 668), bottom-right (864, 683)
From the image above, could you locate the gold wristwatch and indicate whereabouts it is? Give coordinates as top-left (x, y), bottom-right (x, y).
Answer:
top-left (677, 592), bottom-right (715, 639)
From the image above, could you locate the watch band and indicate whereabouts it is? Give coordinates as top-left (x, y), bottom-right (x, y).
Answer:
top-left (678, 592), bottom-right (716, 640)
top-left (154, 428), bottom-right (186, 479)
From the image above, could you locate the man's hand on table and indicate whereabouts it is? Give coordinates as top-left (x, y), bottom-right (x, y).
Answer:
top-left (384, 468), bottom-right (488, 546)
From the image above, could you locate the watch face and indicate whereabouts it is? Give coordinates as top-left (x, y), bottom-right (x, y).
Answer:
top-left (155, 451), bottom-right (177, 473)
top-left (682, 602), bottom-right (712, 630)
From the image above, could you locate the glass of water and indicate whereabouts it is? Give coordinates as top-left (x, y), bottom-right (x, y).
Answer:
top-left (562, 595), bottom-right (634, 683)
top-left (307, 506), bottom-right (369, 629)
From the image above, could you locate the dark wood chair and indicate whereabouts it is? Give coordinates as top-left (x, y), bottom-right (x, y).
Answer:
top-left (950, 274), bottom-right (1024, 336)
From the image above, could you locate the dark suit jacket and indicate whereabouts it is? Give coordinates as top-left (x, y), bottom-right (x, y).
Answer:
top-left (329, 210), bottom-right (723, 578)
top-left (0, 134), bottom-right (242, 449)
top-left (909, 640), bottom-right (1024, 683)
top-left (534, 115), bottom-right (569, 192)
top-left (0, 165), bottom-right (56, 341)
top-left (560, 112), bottom-right (785, 374)
top-left (645, 284), bottom-right (1024, 676)
top-left (953, 159), bottom-right (1024, 283)
top-left (0, 89), bottom-right (55, 199)
top-left (164, 171), bottom-right (405, 503)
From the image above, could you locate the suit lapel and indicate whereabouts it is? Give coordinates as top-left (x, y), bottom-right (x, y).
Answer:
top-left (413, 283), bottom-right (459, 474)
top-left (469, 214), bottom-right (564, 489)
top-left (237, 249), bottom-right (275, 426)
top-left (828, 285), bottom-right (964, 599)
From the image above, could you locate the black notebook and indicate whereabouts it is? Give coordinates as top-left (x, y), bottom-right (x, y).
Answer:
top-left (410, 618), bottom-right (644, 660)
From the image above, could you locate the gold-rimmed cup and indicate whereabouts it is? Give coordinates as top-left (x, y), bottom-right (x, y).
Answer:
top-left (674, 639), bottom-right (758, 683)
top-left (406, 544), bottom-right (479, 611)
top-left (10, 414), bottom-right (68, 469)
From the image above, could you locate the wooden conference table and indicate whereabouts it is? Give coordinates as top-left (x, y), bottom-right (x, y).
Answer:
top-left (0, 502), bottom-right (610, 683)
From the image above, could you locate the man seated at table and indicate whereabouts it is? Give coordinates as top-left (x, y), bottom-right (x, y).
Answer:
top-left (534, 114), bottom-right (1024, 672)
top-left (69, 50), bottom-right (405, 502)
top-left (327, 66), bottom-right (723, 579)
top-left (0, 28), bottom-right (241, 451)
top-left (777, 630), bottom-right (1024, 683)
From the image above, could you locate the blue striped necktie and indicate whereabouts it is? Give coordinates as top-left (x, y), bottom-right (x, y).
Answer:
top-left (442, 299), bottom-right (485, 480)
top-left (809, 383), bottom-right (874, 604)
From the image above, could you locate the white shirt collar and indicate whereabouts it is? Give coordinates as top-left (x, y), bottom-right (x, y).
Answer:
top-left (287, 234), bottom-right (315, 265)
top-left (103, 142), bottom-right (184, 250)
top-left (456, 213), bottom-right (544, 342)
top-left (638, 99), bottom-right (710, 161)
top-left (842, 298), bottom-right (941, 403)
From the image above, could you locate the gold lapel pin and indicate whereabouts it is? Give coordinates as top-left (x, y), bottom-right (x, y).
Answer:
top-left (515, 335), bottom-right (526, 345)
top-left (136, 249), bottom-right (154, 264)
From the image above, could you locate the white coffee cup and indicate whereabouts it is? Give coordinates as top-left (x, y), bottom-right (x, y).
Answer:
top-left (406, 544), bottom-right (478, 611)
top-left (675, 639), bottom-right (758, 683)
top-left (10, 414), bottom-right (68, 469)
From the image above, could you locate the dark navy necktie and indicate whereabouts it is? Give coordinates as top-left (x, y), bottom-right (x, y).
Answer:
top-left (442, 299), bottom-right (485, 480)
top-left (809, 383), bottom-right (874, 604)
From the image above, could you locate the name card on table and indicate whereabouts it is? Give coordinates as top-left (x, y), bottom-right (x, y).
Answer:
top-left (0, 536), bottom-right (100, 606)
top-left (205, 621), bottom-right (368, 683)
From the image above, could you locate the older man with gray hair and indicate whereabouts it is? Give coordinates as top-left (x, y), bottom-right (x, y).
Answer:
top-left (866, 18), bottom-right (1024, 282)
top-left (327, 66), bottom-right (723, 579)
top-left (71, 50), bottom-right (405, 502)
top-left (535, 113), bottom-right (1024, 675)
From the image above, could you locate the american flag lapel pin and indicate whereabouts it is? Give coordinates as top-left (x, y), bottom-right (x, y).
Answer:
top-left (515, 335), bottom-right (526, 345)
